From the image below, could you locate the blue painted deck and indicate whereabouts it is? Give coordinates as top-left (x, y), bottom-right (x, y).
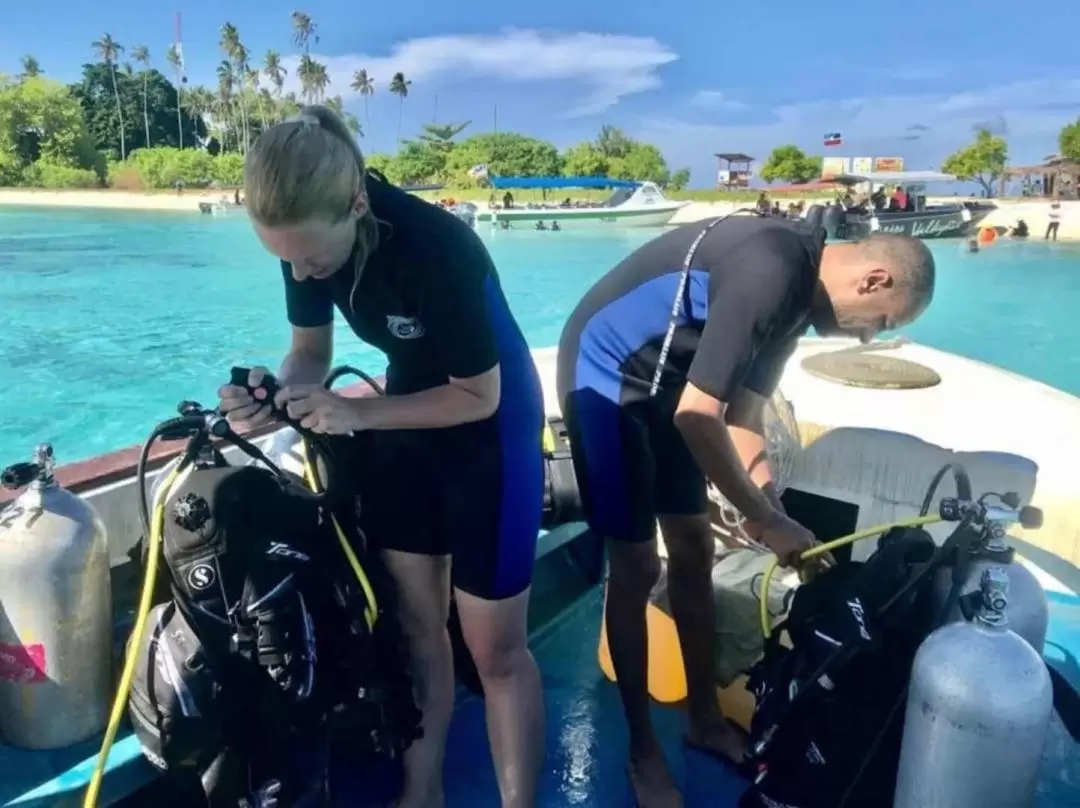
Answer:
top-left (4, 583), bottom-right (1079, 806)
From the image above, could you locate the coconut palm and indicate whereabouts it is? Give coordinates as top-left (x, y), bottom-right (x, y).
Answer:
top-left (291, 12), bottom-right (318, 54)
top-left (216, 60), bottom-right (236, 151)
top-left (350, 69), bottom-right (375, 123)
top-left (92, 34), bottom-right (126, 159)
top-left (19, 56), bottom-right (41, 79)
top-left (263, 50), bottom-right (286, 103)
top-left (326, 96), bottom-right (362, 137)
top-left (219, 24), bottom-right (251, 153)
top-left (165, 44), bottom-right (185, 147)
top-left (389, 72), bottom-right (411, 142)
top-left (132, 45), bottom-right (152, 148)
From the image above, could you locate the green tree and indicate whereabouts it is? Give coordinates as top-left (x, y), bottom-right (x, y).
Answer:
top-left (351, 69), bottom-right (375, 123)
top-left (325, 95), bottom-right (362, 136)
top-left (1059, 119), bottom-right (1080, 163)
top-left (70, 63), bottom-right (204, 157)
top-left (291, 11), bottom-right (318, 54)
top-left (445, 132), bottom-right (562, 183)
top-left (941, 128), bottom-right (1008, 197)
top-left (0, 75), bottom-right (101, 185)
top-left (595, 124), bottom-right (633, 159)
top-left (263, 50), bottom-right (286, 103)
top-left (561, 142), bottom-right (608, 176)
top-left (164, 44), bottom-right (185, 147)
top-left (389, 72), bottom-right (411, 141)
top-left (759, 145), bottom-right (822, 184)
top-left (19, 56), bottom-right (42, 80)
top-left (608, 142), bottom-right (669, 185)
top-left (667, 167), bottom-right (691, 191)
top-left (91, 34), bottom-right (126, 159)
top-left (131, 45), bottom-right (152, 148)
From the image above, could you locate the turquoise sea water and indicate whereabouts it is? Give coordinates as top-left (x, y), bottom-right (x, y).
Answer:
top-left (1, 205), bottom-right (1079, 464)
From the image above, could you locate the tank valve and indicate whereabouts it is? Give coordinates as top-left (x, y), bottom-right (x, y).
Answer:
top-left (1, 444), bottom-right (57, 490)
top-left (977, 567), bottom-right (1010, 626)
top-left (31, 444), bottom-right (56, 486)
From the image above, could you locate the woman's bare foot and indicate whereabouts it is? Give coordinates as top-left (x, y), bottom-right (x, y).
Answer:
top-left (628, 748), bottom-right (683, 808)
top-left (685, 718), bottom-right (748, 765)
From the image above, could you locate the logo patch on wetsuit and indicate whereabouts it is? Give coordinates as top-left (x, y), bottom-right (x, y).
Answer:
top-left (386, 315), bottom-right (425, 340)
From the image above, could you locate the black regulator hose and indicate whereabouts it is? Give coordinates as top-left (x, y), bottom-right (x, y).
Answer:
top-left (919, 462), bottom-right (973, 517)
top-left (325, 365), bottom-right (385, 397)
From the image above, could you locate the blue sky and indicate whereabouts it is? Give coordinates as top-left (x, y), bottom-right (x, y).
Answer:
top-left (3, 0), bottom-right (1079, 187)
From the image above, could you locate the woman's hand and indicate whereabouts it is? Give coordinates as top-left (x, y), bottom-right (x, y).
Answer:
top-left (217, 365), bottom-right (275, 430)
top-left (275, 385), bottom-right (364, 435)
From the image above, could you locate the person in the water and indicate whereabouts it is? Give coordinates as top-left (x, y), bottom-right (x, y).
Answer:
top-left (218, 105), bottom-right (545, 808)
top-left (557, 217), bottom-right (936, 807)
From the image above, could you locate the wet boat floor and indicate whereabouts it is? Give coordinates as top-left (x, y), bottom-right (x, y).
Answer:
top-left (334, 586), bottom-right (1080, 807)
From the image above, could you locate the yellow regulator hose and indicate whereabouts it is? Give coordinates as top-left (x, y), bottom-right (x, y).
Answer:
top-left (84, 461), bottom-right (189, 807)
top-left (759, 514), bottom-right (945, 638)
top-left (299, 438), bottom-right (378, 632)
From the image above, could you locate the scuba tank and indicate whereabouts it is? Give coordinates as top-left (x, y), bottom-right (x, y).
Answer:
top-left (0, 444), bottom-right (113, 749)
top-left (894, 567), bottom-right (1054, 808)
top-left (929, 495), bottom-right (1048, 653)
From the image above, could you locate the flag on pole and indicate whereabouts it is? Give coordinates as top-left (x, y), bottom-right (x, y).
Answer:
top-left (468, 164), bottom-right (489, 179)
top-left (824, 132), bottom-right (843, 147)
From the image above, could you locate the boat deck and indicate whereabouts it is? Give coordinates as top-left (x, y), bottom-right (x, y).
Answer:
top-left (4, 566), bottom-right (1079, 806)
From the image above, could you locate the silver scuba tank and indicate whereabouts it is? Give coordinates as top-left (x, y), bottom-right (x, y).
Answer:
top-left (894, 567), bottom-right (1053, 808)
top-left (0, 444), bottom-right (113, 749)
top-left (929, 498), bottom-right (1048, 654)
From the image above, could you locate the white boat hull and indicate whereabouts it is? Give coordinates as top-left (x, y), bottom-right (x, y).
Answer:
top-left (477, 206), bottom-right (683, 228)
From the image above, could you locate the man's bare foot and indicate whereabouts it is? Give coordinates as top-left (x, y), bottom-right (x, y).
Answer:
top-left (628, 749), bottom-right (683, 808)
top-left (392, 783), bottom-right (445, 808)
top-left (685, 719), bottom-right (748, 766)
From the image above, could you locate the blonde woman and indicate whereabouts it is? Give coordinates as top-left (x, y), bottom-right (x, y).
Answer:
top-left (218, 105), bottom-right (545, 808)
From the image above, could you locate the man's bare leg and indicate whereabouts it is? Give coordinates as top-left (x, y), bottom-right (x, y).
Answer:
top-left (381, 550), bottom-right (455, 808)
top-left (606, 538), bottom-right (684, 807)
top-left (660, 514), bottom-right (747, 764)
top-left (456, 587), bottom-right (544, 808)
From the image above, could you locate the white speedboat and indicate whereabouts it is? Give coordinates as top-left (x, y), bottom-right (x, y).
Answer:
top-left (477, 177), bottom-right (687, 228)
top-left (1, 337), bottom-right (1077, 806)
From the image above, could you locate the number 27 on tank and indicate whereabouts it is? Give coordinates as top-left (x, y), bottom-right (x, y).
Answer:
top-left (0, 505), bottom-right (45, 530)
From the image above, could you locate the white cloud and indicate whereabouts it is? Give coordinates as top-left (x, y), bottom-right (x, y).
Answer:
top-left (690, 90), bottom-right (748, 111)
top-left (637, 77), bottom-right (1080, 185)
top-left (283, 28), bottom-right (677, 118)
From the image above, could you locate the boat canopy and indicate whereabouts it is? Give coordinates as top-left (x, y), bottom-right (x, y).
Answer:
top-left (833, 170), bottom-right (957, 186)
top-left (489, 176), bottom-right (640, 190)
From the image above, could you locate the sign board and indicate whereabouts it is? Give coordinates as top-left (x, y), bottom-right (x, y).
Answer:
top-left (850, 157), bottom-right (873, 174)
top-left (874, 156), bottom-right (905, 172)
top-left (821, 157), bottom-right (850, 179)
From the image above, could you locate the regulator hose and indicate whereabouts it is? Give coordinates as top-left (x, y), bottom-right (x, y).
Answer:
top-left (758, 459), bottom-right (982, 636)
top-left (84, 436), bottom-right (192, 807)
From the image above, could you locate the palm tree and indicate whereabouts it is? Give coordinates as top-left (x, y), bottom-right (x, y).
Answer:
top-left (184, 86), bottom-right (214, 145)
top-left (263, 50), bottom-right (286, 107)
top-left (219, 24), bottom-right (251, 153)
top-left (165, 44), bottom-right (185, 147)
top-left (132, 45), bottom-right (152, 148)
top-left (216, 61), bottom-right (236, 151)
top-left (350, 69), bottom-right (375, 123)
top-left (19, 55), bottom-right (41, 79)
top-left (388, 72), bottom-right (411, 142)
top-left (92, 34), bottom-right (126, 160)
top-left (248, 69), bottom-right (268, 131)
top-left (290, 12), bottom-right (318, 54)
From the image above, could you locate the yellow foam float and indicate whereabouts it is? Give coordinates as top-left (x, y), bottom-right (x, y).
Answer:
top-left (596, 589), bottom-right (760, 731)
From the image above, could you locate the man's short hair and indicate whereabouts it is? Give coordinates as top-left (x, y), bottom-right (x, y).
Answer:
top-left (859, 233), bottom-right (936, 309)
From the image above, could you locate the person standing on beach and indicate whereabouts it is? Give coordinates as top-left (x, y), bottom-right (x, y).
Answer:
top-left (218, 105), bottom-right (545, 808)
top-left (556, 217), bottom-right (936, 807)
top-left (1046, 201), bottom-right (1062, 240)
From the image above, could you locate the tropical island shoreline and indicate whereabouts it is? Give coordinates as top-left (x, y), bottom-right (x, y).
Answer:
top-left (2, 186), bottom-right (1077, 240)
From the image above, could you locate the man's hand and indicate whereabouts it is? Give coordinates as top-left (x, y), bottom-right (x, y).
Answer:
top-left (275, 385), bottom-right (364, 434)
top-left (758, 511), bottom-right (819, 568)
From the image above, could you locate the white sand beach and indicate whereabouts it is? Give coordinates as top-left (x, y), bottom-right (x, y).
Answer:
top-left (1, 188), bottom-right (1077, 241)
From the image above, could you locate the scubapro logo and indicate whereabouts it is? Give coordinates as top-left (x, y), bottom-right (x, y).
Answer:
top-left (186, 563), bottom-right (216, 591)
top-left (386, 315), bottom-right (425, 340)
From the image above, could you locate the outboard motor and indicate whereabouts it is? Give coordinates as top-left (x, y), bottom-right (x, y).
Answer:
top-left (894, 567), bottom-right (1054, 808)
top-left (929, 495), bottom-right (1049, 653)
top-left (820, 203), bottom-right (847, 240)
top-left (0, 444), bottom-right (113, 749)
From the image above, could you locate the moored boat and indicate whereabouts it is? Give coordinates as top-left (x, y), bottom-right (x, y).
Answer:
top-left (1, 338), bottom-right (1078, 806)
top-left (476, 176), bottom-right (687, 228)
top-left (824, 170), bottom-right (994, 240)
